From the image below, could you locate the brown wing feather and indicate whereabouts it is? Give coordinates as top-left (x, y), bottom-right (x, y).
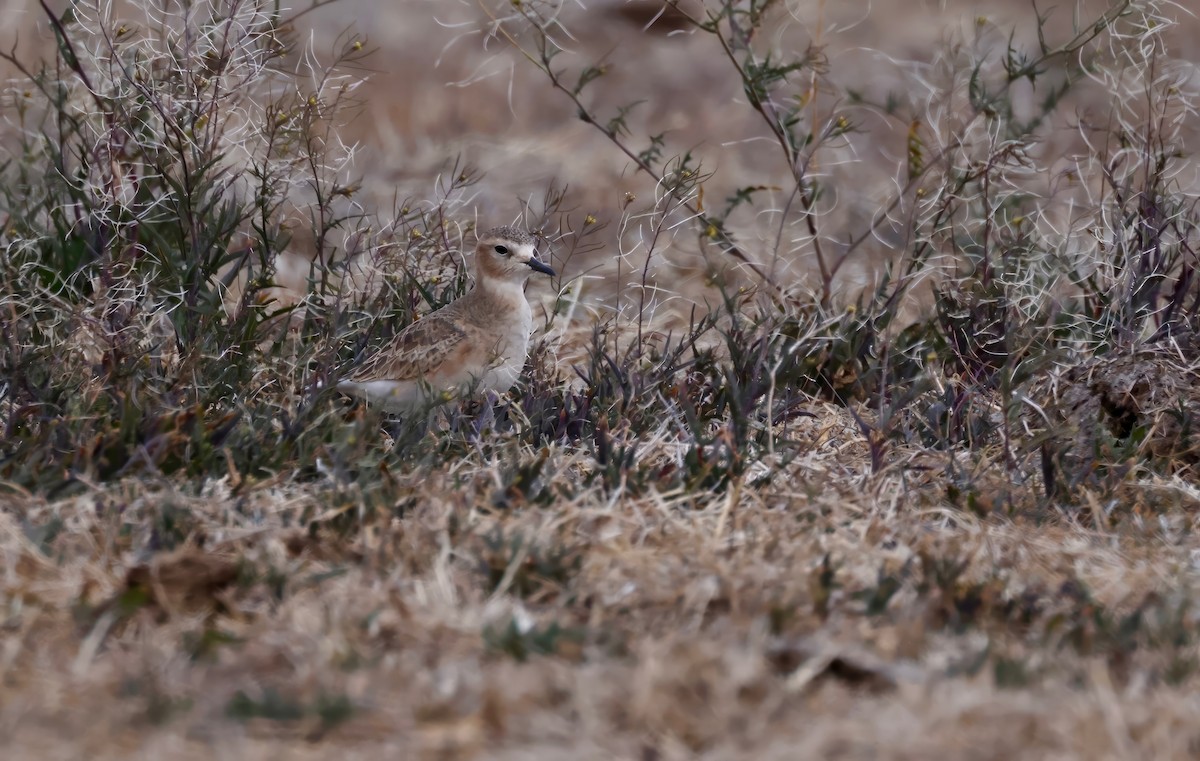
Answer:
top-left (350, 311), bottom-right (468, 382)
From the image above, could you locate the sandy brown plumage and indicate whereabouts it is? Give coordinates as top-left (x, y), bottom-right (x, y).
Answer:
top-left (347, 310), bottom-right (468, 383)
top-left (338, 226), bottom-right (555, 414)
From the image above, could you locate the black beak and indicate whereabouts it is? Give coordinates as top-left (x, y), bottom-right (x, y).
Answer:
top-left (526, 256), bottom-right (556, 277)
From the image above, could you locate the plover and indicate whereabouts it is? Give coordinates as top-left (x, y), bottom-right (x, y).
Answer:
top-left (338, 226), bottom-right (556, 414)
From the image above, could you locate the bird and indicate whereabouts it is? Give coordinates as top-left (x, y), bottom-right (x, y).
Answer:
top-left (337, 226), bottom-right (556, 414)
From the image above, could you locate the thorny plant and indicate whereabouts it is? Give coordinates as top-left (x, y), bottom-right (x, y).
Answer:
top-left (0, 0), bottom-right (485, 495)
top-left (0, 0), bottom-right (1197, 524)
top-left (485, 0), bottom-right (1200, 501)
top-left (0, 0), bottom-right (808, 511)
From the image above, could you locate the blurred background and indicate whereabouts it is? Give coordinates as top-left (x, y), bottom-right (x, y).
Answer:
top-left (4, 0), bottom-right (1198, 313)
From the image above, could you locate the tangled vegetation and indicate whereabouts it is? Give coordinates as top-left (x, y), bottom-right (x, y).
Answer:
top-left (3, 0), bottom-right (1200, 757)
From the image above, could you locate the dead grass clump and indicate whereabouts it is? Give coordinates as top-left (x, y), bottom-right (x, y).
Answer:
top-left (1042, 339), bottom-right (1200, 470)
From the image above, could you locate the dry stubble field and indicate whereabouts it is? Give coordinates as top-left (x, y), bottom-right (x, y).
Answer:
top-left (4, 0), bottom-right (1200, 758)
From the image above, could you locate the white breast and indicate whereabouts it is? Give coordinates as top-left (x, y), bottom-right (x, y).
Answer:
top-left (478, 296), bottom-right (534, 394)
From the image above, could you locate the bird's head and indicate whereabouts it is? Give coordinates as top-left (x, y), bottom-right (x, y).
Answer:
top-left (474, 226), bottom-right (556, 284)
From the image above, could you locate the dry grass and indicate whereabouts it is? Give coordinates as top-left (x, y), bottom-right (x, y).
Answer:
top-left (7, 434), bottom-right (1200, 759)
top-left (4, 1), bottom-right (1200, 758)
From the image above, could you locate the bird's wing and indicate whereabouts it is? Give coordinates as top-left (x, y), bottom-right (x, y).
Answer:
top-left (349, 311), bottom-right (468, 382)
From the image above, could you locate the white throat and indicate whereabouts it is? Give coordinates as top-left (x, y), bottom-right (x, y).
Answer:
top-left (476, 273), bottom-right (531, 302)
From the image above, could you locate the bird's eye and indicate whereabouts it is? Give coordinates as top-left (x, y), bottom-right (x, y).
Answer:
top-left (494, 245), bottom-right (509, 256)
